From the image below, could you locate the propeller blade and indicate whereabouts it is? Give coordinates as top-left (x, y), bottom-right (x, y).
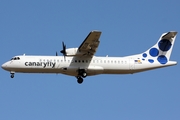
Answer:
top-left (63, 42), bottom-right (66, 51)
top-left (60, 41), bottom-right (67, 61)
top-left (60, 41), bottom-right (66, 55)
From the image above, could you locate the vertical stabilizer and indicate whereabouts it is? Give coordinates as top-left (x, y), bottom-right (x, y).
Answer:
top-left (130, 31), bottom-right (178, 65)
top-left (141, 31), bottom-right (177, 64)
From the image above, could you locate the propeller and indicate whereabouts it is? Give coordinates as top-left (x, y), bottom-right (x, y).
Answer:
top-left (60, 41), bottom-right (67, 60)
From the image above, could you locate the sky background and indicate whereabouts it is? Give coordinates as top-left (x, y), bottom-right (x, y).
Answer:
top-left (0, 0), bottom-right (180, 120)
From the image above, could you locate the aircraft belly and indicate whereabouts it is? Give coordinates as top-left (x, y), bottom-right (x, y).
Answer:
top-left (86, 66), bottom-right (104, 76)
top-left (103, 69), bottom-right (132, 74)
top-left (102, 64), bottom-right (131, 74)
top-left (11, 68), bottom-right (63, 73)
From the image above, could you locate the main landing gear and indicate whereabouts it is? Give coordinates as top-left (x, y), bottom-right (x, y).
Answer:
top-left (76, 69), bottom-right (87, 84)
top-left (77, 76), bottom-right (83, 84)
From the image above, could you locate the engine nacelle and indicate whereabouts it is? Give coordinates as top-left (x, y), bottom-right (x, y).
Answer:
top-left (66, 48), bottom-right (81, 56)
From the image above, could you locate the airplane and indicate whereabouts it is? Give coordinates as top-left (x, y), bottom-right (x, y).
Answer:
top-left (1, 30), bottom-right (178, 84)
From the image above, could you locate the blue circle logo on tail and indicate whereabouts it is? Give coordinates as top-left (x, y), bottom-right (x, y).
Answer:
top-left (158, 39), bottom-right (172, 51)
top-left (157, 55), bottom-right (168, 64)
top-left (149, 48), bottom-right (159, 57)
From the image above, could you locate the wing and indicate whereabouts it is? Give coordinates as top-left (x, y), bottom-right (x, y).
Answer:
top-left (78, 30), bottom-right (101, 56)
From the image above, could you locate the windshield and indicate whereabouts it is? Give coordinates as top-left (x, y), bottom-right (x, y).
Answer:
top-left (11, 57), bottom-right (20, 60)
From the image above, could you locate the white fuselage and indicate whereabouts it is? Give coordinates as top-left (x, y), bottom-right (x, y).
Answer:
top-left (1, 31), bottom-right (178, 84)
top-left (2, 55), bottom-right (177, 77)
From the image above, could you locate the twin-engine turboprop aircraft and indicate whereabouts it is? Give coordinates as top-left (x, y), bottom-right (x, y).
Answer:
top-left (1, 31), bottom-right (178, 84)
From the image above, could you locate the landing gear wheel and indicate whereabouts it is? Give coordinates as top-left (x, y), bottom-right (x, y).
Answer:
top-left (82, 72), bottom-right (87, 78)
top-left (78, 69), bottom-right (87, 78)
top-left (77, 77), bottom-right (83, 84)
top-left (10, 73), bottom-right (14, 78)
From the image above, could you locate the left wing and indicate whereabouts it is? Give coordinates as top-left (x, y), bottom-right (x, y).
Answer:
top-left (78, 30), bottom-right (101, 56)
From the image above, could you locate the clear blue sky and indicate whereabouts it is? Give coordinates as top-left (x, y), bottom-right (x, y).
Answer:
top-left (0, 0), bottom-right (180, 120)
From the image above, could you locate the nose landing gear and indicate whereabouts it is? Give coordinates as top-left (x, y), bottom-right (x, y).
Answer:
top-left (10, 72), bottom-right (15, 78)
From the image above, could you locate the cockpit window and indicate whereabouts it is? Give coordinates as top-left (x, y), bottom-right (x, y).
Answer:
top-left (11, 57), bottom-right (20, 60)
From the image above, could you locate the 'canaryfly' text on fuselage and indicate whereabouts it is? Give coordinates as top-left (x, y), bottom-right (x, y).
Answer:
top-left (25, 62), bottom-right (56, 68)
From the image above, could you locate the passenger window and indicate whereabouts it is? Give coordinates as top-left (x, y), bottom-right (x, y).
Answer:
top-left (75, 60), bottom-right (77, 63)
top-left (79, 60), bottom-right (81, 63)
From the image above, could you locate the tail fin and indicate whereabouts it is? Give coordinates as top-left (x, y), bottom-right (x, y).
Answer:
top-left (136, 31), bottom-right (177, 64)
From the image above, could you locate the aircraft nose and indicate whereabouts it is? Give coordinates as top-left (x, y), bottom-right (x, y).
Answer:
top-left (1, 63), bottom-right (7, 69)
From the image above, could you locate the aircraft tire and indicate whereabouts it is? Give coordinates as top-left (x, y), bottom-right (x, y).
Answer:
top-left (82, 72), bottom-right (87, 78)
top-left (77, 77), bottom-right (83, 84)
top-left (11, 74), bottom-right (14, 78)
